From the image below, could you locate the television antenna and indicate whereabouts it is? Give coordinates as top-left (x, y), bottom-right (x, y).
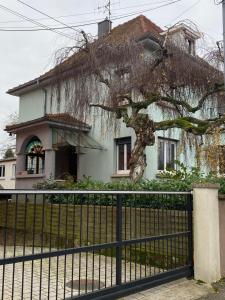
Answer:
top-left (97, 0), bottom-right (120, 21)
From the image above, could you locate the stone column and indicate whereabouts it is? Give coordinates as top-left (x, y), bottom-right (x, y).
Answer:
top-left (193, 183), bottom-right (221, 283)
top-left (44, 149), bottom-right (55, 179)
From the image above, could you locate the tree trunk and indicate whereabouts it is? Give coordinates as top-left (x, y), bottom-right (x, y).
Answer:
top-left (129, 127), bottom-right (155, 182)
top-left (129, 140), bottom-right (147, 182)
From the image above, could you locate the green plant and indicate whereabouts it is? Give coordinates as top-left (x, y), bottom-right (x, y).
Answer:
top-left (35, 166), bottom-right (225, 206)
top-left (157, 160), bottom-right (204, 181)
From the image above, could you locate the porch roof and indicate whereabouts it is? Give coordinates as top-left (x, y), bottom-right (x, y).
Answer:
top-left (53, 128), bottom-right (104, 151)
top-left (5, 113), bottom-right (91, 133)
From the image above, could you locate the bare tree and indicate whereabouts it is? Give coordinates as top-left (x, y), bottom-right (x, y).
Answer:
top-left (51, 30), bottom-right (225, 182)
top-left (205, 41), bottom-right (224, 69)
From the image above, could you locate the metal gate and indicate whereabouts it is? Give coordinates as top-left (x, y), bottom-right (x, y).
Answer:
top-left (0, 190), bottom-right (193, 299)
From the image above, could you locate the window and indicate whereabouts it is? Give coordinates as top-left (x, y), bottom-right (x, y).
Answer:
top-left (158, 138), bottom-right (177, 171)
top-left (12, 164), bottom-right (16, 178)
top-left (116, 137), bottom-right (131, 174)
top-left (186, 38), bottom-right (195, 56)
top-left (25, 138), bottom-right (45, 174)
top-left (0, 165), bottom-right (5, 177)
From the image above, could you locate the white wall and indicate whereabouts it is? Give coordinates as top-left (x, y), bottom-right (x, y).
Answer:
top-left (0, 159), bottom-right (16, 189)
top-left (19, 89), bottom-right (45, 122)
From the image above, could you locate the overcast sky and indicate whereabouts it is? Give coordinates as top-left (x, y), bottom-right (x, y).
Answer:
top-left (0, 0), bottom-right (222, 149)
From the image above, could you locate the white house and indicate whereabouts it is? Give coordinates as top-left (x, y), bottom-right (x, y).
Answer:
top-left (5, 15), bottom-right (215, 189)
top-left (0, 157), bottom-right (16, 189)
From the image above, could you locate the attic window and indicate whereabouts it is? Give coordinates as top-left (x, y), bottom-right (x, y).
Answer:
top-left (187, 39), bottom-right (195, 56)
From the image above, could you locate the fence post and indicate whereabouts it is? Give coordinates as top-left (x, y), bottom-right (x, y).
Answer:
top-left (116, 194), bottom-right (123, 286)
top-left (219, 194), bottom-right (225, 277)
top-left (193, 183), bottom-right (221, 283)
top-left (187, 193), bottom-right (193, 269)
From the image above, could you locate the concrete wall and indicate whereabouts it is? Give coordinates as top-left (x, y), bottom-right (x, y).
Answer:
top-left (78, 115), bottom-right (136, 181)
top-left (19, 89), bottom-right (45, 122)
top-left (0, 159), bottom-right (16, 189)
top-left (193, 184), bottom-right (221, 283)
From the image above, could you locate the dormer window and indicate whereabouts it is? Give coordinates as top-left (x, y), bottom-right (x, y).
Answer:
top-left (160, 24), bottom-right (200, 57)
top-left (187, 39), bottom-right (195, 56)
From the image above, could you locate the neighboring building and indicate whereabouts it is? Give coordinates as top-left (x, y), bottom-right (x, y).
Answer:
top-left (0, 157), bottom-right (16, 189)
top-left (5, 15), bottom-right (205, 189)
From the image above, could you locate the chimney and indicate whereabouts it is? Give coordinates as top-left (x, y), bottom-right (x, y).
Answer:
top-left (98, 18), bottom-right (112, 38)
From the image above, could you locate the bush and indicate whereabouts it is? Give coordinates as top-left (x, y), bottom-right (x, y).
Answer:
top-left (35, 161), bottom-right (225, 207)
top-left (35, 175), bottom-right (190, 209)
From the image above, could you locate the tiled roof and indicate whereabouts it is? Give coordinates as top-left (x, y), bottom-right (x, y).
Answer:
top-left (108, 15), bottom-right (163, 41)
top-left (5, 113), bottom-right (90, 132)
top-left (46, 113), bottom-right (89, 127)
top-left (7, 15), bottom-right (163, 96)
top-left (0, 157), bottom-right (16, 162)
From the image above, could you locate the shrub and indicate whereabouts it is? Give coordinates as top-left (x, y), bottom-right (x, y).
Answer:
top-left (35, 161), bottom-right (225, 206)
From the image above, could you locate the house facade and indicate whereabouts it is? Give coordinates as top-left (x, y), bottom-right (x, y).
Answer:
top-left (6, 15), bottom-right (204, 189)
top-left (0, 157), bottom-right (16, 189)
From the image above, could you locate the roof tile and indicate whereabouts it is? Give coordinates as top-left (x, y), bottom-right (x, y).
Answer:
top-left (5, 113), bottom-right (90, 132)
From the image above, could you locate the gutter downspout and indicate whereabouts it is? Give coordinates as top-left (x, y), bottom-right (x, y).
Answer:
top-left (36, 79), bottom-right (47, 116)
top-left (43, 88), bottom-right (47, 116)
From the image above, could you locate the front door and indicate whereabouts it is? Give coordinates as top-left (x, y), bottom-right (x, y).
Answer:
top-left (55, 145), bottom-right (77, 180)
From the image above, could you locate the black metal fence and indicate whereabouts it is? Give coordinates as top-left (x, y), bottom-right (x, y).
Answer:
top-left (0, 190), bottom-right (193, 300)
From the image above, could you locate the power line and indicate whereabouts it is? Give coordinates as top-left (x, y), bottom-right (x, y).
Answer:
top-left (0, 0), bottom-right (183, 32)
top-left (214, 0), bottom-right (223, 4)
top-left (168, 0), bottom-right (202, 25)
top-left (0, 0), bottom-right (179, 25)
top-left (16, 0), bottom-right (80, 34)
top-left (0, 3), bottom-right (76, 39)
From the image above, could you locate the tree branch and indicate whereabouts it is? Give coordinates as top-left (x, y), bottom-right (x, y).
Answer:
top-left (90, 103), bottom-right (118, 112)
top-left (128, 93), bottom-right (159, 111)
top-left (135, 85), bottom-right (224, 114)
top-left (90, 103), bottom-right (129, 121)
top-left (160, 86), bottom-right (224, 113)
top-left (155, 115), bottom-right (225, 135)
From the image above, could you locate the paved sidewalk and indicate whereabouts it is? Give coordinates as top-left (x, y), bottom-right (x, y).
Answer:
top-left (121, 278), bottom-right (213, 300)
top-left (198, 278), bottom-right (225, 299)
top-left (0, 246), bottom-right (158, 299)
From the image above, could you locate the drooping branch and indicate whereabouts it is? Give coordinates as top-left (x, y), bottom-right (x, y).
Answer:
top-left (90, 103), bottom-right (118, 112)
top-left (155, 115), bottom-right (225, 135)
top-left (90, 103), bottom-right (129, 121)
top-left (94, 70), bottom-right (110, 87)
top-left (129, 93), bottom-right (159, 111)
top-left (135, 85), bottom-right (224, 114)
top-left (159, 86), bottom-right (224, 113)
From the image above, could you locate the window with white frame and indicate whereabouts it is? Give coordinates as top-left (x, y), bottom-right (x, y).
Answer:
top-left (0, 165), bottom-right (5, 177)
top-left (116, 137), bottom-right (131, 174)
top-left (158, 138), bottom-right (177, 171)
